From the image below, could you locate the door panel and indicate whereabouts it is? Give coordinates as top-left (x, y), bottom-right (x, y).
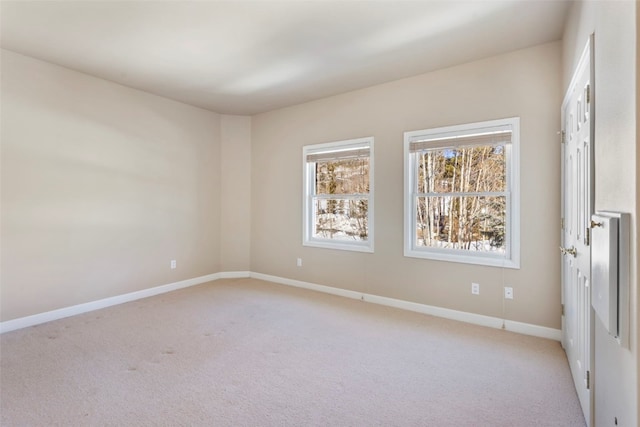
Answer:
top-left (561, 36), bottom-right (593, 426)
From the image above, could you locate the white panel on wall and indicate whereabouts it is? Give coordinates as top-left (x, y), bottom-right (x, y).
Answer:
top-left (590, 211), bottom-right (631, 347)
top-left (590, 213), bottom-right (618, 336)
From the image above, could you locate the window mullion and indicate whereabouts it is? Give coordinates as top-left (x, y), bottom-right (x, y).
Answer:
top-left (415, 191), bottom-right (508, 198)
top-left (314, 193), bottom-right (368, 200)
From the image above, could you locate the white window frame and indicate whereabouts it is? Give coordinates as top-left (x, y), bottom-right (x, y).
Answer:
top-left (403, 118), bottom-right (520, 268)
top-left (303, 137), bottom-right (374, 253)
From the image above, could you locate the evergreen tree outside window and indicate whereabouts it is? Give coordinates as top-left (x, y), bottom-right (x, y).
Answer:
top-left (303, 137), bottom-right (373, 252)
top-left (404, 118), bottom-right (520, 268)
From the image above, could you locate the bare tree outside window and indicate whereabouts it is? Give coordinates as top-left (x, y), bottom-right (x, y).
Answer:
top-left (314, 158), bottom-right (369, 241)
top-left (415, 144), bottom-right (506, 252)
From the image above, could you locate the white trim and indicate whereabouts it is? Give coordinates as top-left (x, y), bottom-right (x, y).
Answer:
top-left (2, 271), bottom-right (561, 342)
top-left (251, 272), bottom-right (364, 300)
top-left (0, 273), bottom-right (221, 334)
top-left (303, 239), bottom-right (374, 253)
top-left (251, 272), bottom-right (561, 341)
top-left (503, 320), bottom-right (562, 341)
top-left (219, 271), bottom-right (251, 279)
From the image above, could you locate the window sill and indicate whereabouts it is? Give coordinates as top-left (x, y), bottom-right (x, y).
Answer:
top-left (404, 248), bottom-right (520, 269)
top-left (304, 240), bottom-right (374, 253)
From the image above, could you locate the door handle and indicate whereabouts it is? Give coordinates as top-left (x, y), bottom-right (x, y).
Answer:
top-left (559, 246), bottom-right (577, 257)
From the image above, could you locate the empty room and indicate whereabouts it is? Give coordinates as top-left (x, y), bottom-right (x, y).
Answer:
top-left (1, 1), bottom-right (638, 426)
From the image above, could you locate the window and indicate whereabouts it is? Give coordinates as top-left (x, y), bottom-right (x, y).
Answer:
top-left (404, 118), bottom-right (519, 268)
top-left (303, 137), bottom-right (373, 252)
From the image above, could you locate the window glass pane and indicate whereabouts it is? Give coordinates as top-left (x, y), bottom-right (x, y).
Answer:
top-left (313, 198), bottom-right (368, 241)
top-left (315, 158), bottom-right (369, 195)
top-left (416, 145), bottom-right (505, 194)
top-left (415, 195), bottom-right (505, 253)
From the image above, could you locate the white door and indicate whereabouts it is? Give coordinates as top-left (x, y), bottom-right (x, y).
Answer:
top-left (561, 35), bottom-right (594, 426)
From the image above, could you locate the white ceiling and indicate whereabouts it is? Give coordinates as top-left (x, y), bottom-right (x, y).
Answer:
top-left (0, 1), bottom-right (572, 115)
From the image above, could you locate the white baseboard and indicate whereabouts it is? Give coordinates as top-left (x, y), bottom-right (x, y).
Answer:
top-left (2, 271), bottom-right (562, 342)
top-left (503, 320), bottom-right (561, 341)
top-left (250, 272), bottom-right (364, 300)
top-left (0, 272), bottom-right (222, 334)
top-left (219, 271), bottom-right (251, 279)
top-left (250, 272), bottom-right (562, 341)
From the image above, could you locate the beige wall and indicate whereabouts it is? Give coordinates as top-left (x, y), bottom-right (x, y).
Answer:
top-left (220, 115), bottom-right (252, 271)
top-left (0, 50), bottom-right (223, 321)
top-left (251, 42), bottom-right (562, 329)
top-left (637, 5), bottom-right (640, 422)
top-left (563, 1), bottom-right (638, 425)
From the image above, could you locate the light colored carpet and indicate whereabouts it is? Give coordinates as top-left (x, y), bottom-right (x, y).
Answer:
top-left (1, 278), bottom-right (585, 426)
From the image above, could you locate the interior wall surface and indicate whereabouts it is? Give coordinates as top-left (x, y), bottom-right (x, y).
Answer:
top-left (637, 5), bottom-right (640, 422)
top-left (220, 114), bottom-right (252, 272)
top-left (0, 49), bottom-right (223, 321)
top-left (562, 1), bottom-right (638, 425)
top-left (251, 42), bottom-right (562, 330)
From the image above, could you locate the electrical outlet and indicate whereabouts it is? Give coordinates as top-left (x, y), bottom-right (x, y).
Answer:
top-left (170, 260), bottom-right (177, 269)
top-left (504, 286), bottom-right (514, 300)
top-left (296, 258), bottom-right (302, 267)
top-left (471, 282), bottom-right (480, 295)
